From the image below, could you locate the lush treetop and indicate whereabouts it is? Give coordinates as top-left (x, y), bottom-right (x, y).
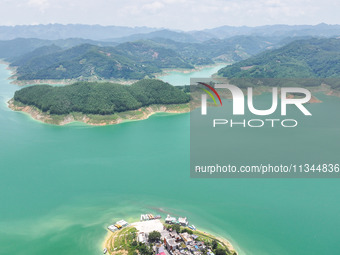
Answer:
top-left (13, 79), bottom-right (190, 115)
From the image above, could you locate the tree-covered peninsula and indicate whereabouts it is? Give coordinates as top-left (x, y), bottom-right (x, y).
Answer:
top-left (10, 79), bottom-right (190, 125)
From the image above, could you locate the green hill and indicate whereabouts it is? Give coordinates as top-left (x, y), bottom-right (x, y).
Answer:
top-left (0, 38), bottom-right (118, 60)
top-left (0, 34), bottom-right (319, 83)
top-left (3, 35), bottom-right (297, 82)
top-left (12, 44), bottom-right (156, 80)
top-left (11, 44), bottom-right (62, 67)
top-left (217, 38), bottom-right (340, 89)
top-left (151, 36), bottom-right (284, 63)
top-left (13, 79), bottom-right (190, 115)
top-left (114, 40), bottom-right (194, 69)
top-left (11, 42), bottom-right (198, 80)
top-left (218, 38), bottom-right (340, 78)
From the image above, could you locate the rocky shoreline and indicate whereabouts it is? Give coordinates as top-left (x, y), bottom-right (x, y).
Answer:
top-left (8, 99), bottom-right (190, 126)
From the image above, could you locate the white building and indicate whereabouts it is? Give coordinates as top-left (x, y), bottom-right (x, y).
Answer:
top-left (116, 219), bottom-right (129, 227)
top-left (178, 217), bottom-right (188, 226)
top-left (165, 214), bottom-right (177, 224)
top-left (138, 232), bottom-right (147, 243)
top-left (107, 225), bottom-right (118, 232)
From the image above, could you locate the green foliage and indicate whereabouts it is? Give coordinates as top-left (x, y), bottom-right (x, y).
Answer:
top-left (171, 224), bottom-right (181, 233)
top-left (13, 79), bottom-right (190, 115)
top-left (165, 223), bottom-right (182, 233)
top-left (115, 41), bottom-right (194, 69)
top-left (6, 35), bottom-right (293, 81)
top-left (151, 36), bottom-right (284, 64)
top-left (11, 41), bottom-right (196, 80)
top-left (148, 231), bottom-right (161, 242)
top-left (193, 231), bottom-right (232, 255)
top-left (137, 243), bottom-right (153, 255)
top-left (112, 226), bottom-right (138, 254)
top-left (177, 85), bottom-right (190, 93)
top-left (215, 248), bottom-right (227, 255)
top-left (14, 44), bottom-right (157, 80)
top-left (218, 38), bottom-right (340, 89)
top-left (212, 240), bottom-right (218, 249)
top-left (180, 228), bottom-right (193, 234)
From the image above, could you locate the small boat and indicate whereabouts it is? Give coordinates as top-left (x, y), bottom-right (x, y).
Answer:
top-left (108, 225), bottom-right (118, 232)
top-left (103, 248), bottom-right (108, 254)
top-left (191, 225), bottom-right (196, 230)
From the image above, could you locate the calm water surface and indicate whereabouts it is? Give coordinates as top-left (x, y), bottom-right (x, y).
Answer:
top-left (0, 64), bottom-right (339, 255)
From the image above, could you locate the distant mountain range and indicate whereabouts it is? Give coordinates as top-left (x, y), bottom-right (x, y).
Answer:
top-left (115, 24), bottom-right (340, 43)
top-left (202, 23), bottom-right (340, 39)
top-left (0, 24), bottom-right (158, 41)
top-left (1, 23), bottom-right (340, 42)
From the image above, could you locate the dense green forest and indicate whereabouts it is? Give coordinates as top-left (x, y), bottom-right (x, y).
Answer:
top-left (148, 36), bottom-right (275, 64)
top-left (217, 38), bottom-right (340, 89)
top-left (13, 44), bottom-right (164, 80)
top-left (13, 79), bottom-right (190, 115)
top-left (3, 36), bottom-right (336, 82)
top-left (1, 36), bottom-right (295, 81)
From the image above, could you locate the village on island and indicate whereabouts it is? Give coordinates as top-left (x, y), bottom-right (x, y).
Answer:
top-left (103, 214), bottom-right (237, 255)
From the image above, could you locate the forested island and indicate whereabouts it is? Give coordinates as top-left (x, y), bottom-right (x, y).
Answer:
top-left (9, 79), bottom-right (190, 125)
top-left (6, 37), bottom-right (340, 126)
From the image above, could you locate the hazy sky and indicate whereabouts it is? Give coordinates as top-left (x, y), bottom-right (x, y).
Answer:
top-left (0, 0), bottom-right (340, 30)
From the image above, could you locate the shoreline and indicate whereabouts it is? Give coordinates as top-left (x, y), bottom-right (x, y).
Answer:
top-left (2, 60), bottom-right (339, 101)
top-left (7, 82), bottom-right (337, 126)
top-left (11, 63), bottom-right (229, 86)
top-left (3, 60), bottom-right (340, 127)
top-left (0, 61), bottom-right (228, 86)
top-left (155, 62), bottom-right (230, 79)
top-left (0, 59), bottom-right (137, 86)
top-left (193, 229), bottom-right (236, 254)
top-left (10, 77), bottom-right (139, 86)
top-left (0, 59), bottom-right (17, 79)
top-left (8, 99), bottom-right (190, 126)
top-left (102, 220), bottom-right (238, 255)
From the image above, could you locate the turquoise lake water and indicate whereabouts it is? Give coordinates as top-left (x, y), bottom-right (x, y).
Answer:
top-left (157, 64), bottom-right (227, 85)
top-left (0, 64), bottom-right (340, 255)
